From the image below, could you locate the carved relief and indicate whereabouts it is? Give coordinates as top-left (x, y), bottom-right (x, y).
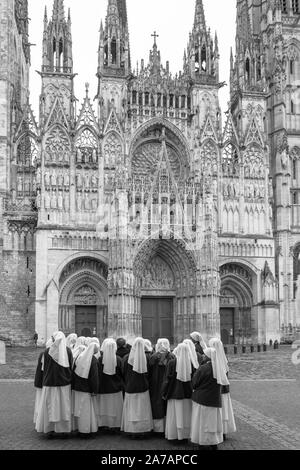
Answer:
top-left (141, 256), bottom-right (175, 289)
top-left (74, 285), bottom-right (98, 305)
top-left (220, 264), bottom-right (253, 287)
top-left (44, 127), bottom-right (70, 164)
top-left (59, 258), bottom-right (108, 287)
top-left (103, 132), bottom-right (122, 168)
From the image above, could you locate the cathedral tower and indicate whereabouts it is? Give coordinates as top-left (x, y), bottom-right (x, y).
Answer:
top-left (39, 0), bottom-right (75, 123)
top-left (97, 0), bottom-right (131, 123)
top-left (0, 0), bottom-right (37, 344)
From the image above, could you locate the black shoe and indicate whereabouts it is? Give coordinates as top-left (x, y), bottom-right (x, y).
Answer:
top-left (210, 445), bottom-right (218, 451)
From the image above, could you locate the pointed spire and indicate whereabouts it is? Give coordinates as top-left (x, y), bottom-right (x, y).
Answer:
top-left (194, 0), bottom-right (206, 31)
top-left (214, 31), bottom-right (219, 55)
top-left (52, 0), bottom-right (65, 22)
top-left (117, 0), bottom-right (129, 29)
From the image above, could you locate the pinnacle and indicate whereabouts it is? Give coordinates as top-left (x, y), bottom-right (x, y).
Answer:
top-left (194, 0), bottom-right (206, 31)
top-left (52, 0), bottom-right (65, 22)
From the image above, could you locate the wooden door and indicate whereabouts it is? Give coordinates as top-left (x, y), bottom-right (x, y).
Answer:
top-left (220, 308), bottom-right (235, 345)
top-left (141, 298), bottom-right (173, 344)
top-left (75, 306), bottom-right (97, 337)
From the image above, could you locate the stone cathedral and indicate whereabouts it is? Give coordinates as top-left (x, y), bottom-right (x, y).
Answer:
top-left (1, 0), bottom-right (300, 346)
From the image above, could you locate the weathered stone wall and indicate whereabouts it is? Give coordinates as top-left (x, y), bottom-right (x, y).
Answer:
top-left (0, 249), bottom-right (36, 344)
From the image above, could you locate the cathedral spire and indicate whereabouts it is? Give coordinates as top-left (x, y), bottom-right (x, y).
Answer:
top-left (41, 0), bottom-right (73, 74)
top-left (187, 0), bottom-right (219, 83)
top-left (194, 0), bottom-right (206, 32)
top-left (98, 0), bottom-right (131, 77)
top-left (52, 0), bottom-right (65, 22)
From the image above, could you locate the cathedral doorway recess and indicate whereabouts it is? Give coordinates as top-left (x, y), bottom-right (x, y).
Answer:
top-left (75, 306), bottom-right (97, 337)
top-left (220, 308), bottom-right (235, 345)
top-left (220, 263), bottom-right (257, 344)
top-left (141, 297), bottom-right (174, 345)
top-left (58, 257), bottom-right (108, 340)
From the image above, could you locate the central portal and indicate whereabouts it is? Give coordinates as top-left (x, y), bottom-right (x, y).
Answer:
top-left (141, 297), bottom-right (174, 345)
top-left (75, 306), bottom-right (97, 337)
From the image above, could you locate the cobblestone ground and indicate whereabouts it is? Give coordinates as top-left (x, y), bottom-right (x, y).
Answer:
top-left (0, 345), bottom-right (299, 450)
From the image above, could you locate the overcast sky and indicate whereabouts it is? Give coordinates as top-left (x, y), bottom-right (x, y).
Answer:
top-left (28, 0), bottom-right (237, 119)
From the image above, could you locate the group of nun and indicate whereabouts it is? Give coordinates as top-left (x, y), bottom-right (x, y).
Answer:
top-left (33, 331), bottom-right (236, 449)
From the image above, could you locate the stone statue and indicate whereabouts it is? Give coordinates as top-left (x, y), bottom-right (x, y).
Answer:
top-left (92, 149), bottom-right (97, 163)
top-left (281, 148), bottom-right (289, 170)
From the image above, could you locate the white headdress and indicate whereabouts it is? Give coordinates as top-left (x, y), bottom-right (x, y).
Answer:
top-left (144, 339), bottom-right (153, 353)
top-left (204, 347), bottom-right (229, 386)
top-left (190, 331), bottom-right (207, 350)
top-left (49, 331), bottom-right (70, 368)
top-left (128, 337), bottom-right (147, 374)
top-left (73, 345), bottom-right (86, 362)
top-left (183, 339), bottom-right (199, 369)
top-left (174, 343), bottom-right (192, 383)
top-left (66, 333), bottom-right (77, 350)
top-left (101, 338), bottom-right (117, 375)
top-left (155, 338), bottom-right (171, 354)
top-left (75, 342), bottom-right (98, 379)
top-left (208, 337), bottom-right (229, 374)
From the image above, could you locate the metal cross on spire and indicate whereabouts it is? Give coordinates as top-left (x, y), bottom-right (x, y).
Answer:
top-left (151, 31), bottom-right (159, 46)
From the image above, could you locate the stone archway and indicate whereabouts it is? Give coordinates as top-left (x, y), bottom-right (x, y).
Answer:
top-left (59, 257), bottom-right (108, 339)
top-left (133, 238), bottom-right (198, 344)
top-left (220, 263), bottom-right (256, 344)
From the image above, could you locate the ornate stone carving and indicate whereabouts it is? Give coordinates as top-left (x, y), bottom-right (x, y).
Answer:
top-left (220, 264), bottom-right (253, 287)
top-left (59, 257), bottom-right (108, 287)
top-left (74, 285), bottom-right (97, 305)
top-left (141, 256), bottom-right (175, 289)
top-left (44, 127), bottom-right (70, 164)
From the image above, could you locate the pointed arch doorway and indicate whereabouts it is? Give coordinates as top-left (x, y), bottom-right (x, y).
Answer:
top-left (59, 257), bottom-right (108, 340)
top-left (220, 263), bottom-right (256, 344)
top-left (134, 238), bottom-right (198, 344)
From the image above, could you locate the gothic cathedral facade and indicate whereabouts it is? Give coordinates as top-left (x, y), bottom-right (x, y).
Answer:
top-left (0, 0), bottom-right (299, 346)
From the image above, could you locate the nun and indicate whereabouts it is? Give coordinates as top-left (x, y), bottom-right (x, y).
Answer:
top-left (190, 331), bottom-right (207, 355)
top-left (144, 339), bottom-right (154, 359)
top-left (66, 333), bottom-right (77, 351)
top-left (183, 339), bottom-right (202, 372)
top-left (209, 337), bottom-right (236, 439)
top-left (35, 332), bottom-right (73, 436)
top-left (149, 338), bottom-right (174, 434)
top-left (162, 343), bottom-right (193, 442)
top-left (190, 347), bottom-right (226, 450)
top-left (98, 338), bottom-right (124, 431)
top-left (116, 338), bottom-right (131, 359)
top-left (121, 337), bottom-right (153, 437)
top-left (33, 336), bottom-right (53, 425)
top-left (72, 342), bottom-right (99, 436)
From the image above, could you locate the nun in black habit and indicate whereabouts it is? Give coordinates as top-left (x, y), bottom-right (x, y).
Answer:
top-left (148, 338), bottom-right (174, 434)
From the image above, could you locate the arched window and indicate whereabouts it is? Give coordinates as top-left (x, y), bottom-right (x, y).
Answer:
top-left (291, 100), bottom-right (295, 114)
top-left (75, 129), bottom-right (98, 165)
top-left (281, 0), bottom-right (287, 13)
top-left (222, 144), bottom-right (239, 177)
top-left (104, 43), bottom-right (108, 66)
top-left (195, 52), bottom-right (200, 73)
top-left (59, 38), bottom-right (63, 69)
top-left (132, 90), bottom-right (137, 105)
top-left (257, 57), bottom-right (261, 81)
top-left (292, 0), bottom-right (299, 13)
top-left (201, 46), bottom-right (207, 72)
top-left (245, 58), bottom-right (250, 82)
top-left (290, 60), bottom-right (294, 75)
top-left (53, 38), bottom-right (56, 66)
top-left (111, 38), bottom-right (117, 65)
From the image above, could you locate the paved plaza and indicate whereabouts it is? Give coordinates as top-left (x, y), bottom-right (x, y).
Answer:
top-left (0, 346), bottom-right (299, 451)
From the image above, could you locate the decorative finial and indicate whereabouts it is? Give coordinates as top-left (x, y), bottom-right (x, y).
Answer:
top-left (151, 31), bottom-right (159, 46)
top-left (85, 82), bottom-right (89, 96)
